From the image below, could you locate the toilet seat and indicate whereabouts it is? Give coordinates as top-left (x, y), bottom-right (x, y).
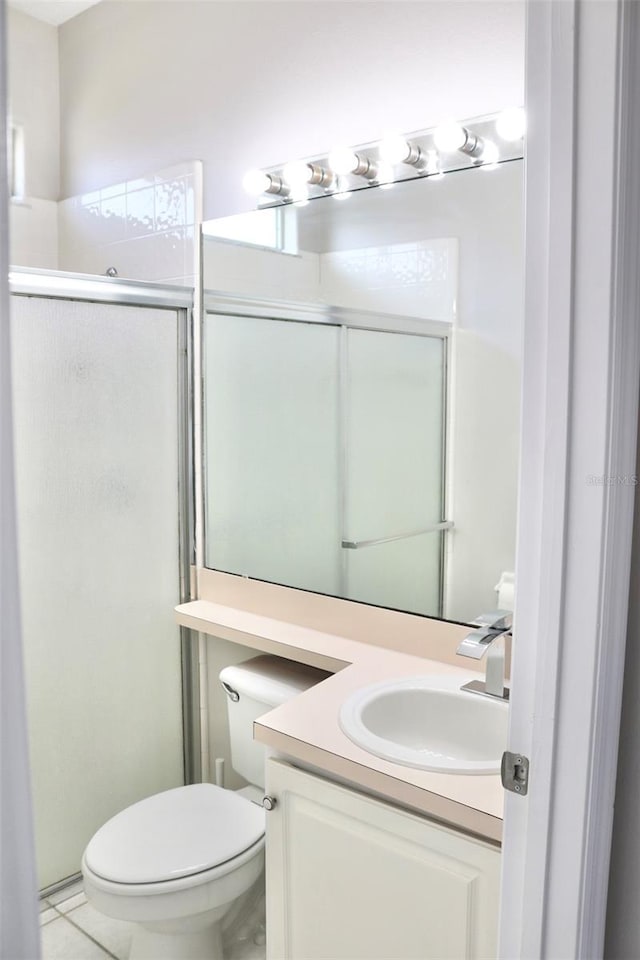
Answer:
top-left (84, 783), bottom-right (265, 885)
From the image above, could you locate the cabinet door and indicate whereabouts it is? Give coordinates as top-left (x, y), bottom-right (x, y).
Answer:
top-left (265, 759), bottom-right (500, 960)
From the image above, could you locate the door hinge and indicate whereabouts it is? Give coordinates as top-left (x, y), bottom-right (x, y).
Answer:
top-left (501, 751), bottom-right (530, 796)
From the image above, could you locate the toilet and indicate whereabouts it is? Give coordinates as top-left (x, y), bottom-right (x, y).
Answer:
top-left (82, 655), bottom-right (327, 960)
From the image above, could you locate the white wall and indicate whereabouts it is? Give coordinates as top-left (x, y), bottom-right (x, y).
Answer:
top-left (58, 0), bottom-right (525, 220)
top-left (7, 6), bottom-right (60, 267)
top-left (7, 6), bottom-right (59, 200)
top-left (204, 240), bottom-right (322, 301)
top-left (10, 199), bottom-right (58, 270)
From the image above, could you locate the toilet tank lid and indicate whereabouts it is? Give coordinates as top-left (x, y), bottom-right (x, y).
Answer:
top-left (219, 655), bottom-right (331, 707)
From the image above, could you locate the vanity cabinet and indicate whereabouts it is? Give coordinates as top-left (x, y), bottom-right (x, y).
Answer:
top-left (264, 758), bottom-right (500, 960)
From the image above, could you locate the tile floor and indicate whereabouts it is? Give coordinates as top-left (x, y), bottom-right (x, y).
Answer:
top-left (40, 881), bottom-right (132, 960)
top-left (39, 880), bottom-right (266, 960)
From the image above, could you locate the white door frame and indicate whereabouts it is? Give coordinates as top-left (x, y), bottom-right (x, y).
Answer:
top-left (0, 2), bottom-right (41, 957)
top-left (500, 1), bottom-right (640, 957)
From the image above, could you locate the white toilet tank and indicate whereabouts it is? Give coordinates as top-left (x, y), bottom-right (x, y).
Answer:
top-left (219, 655), bottom-right (330, 789)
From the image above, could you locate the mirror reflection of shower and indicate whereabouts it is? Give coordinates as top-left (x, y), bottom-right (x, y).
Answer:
top-left (204, 309), bottom-right (447, 618)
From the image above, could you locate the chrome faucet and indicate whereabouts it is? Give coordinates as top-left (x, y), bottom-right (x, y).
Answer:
top-left (456, 611), bottom-right (512, 701)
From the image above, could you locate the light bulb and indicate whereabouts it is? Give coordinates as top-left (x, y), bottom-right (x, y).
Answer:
top-left (480, 140), bottom-right (500, 168)
top-left (290, 184), bottom-right (309, 205)
top-left (496, 107), bottom-right (525, 142)
top-left (242, 169), bottom-right (271, 196)
top-left (283, 160), bottom-right (313, 188)
top-left (328, 146), bottom-right (359, 176)
top-left (332, 177), bottom-right (352, 200)
top-left (433, 122), bottom-right (467, 153)
top-left (379, 134), bottom-right (412, 165)
top-left (376, 161), bottom-right (395, 189)
top-left (426, 150), bottom-right (444, 179)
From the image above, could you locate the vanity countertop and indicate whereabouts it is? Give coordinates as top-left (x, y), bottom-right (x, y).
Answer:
top-left (253, 648), bottom-right (504, 843)
top-left (175, 590), bottom-right (504, 844)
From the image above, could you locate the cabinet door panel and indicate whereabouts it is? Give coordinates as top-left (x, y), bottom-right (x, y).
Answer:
top-left (266, 759), bottom-right (500, 960)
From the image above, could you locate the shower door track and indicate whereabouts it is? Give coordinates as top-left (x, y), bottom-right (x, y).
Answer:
top-left (10, 267), bottom-right (194, 309)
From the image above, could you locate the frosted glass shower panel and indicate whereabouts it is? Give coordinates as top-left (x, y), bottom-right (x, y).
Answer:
top-left (205, 313), bottom-right (341, 594)
top-left (345, 329), bottom-right (445, 537)
top-left (11, 297), bottom-right (184, 889)
top-left (346, 534), bottom-right (443, 617)
top-left (345, 329), bottom-right (445, 615)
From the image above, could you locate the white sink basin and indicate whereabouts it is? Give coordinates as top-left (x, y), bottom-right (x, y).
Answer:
top-left (339, 675), bottom-right (508, 775)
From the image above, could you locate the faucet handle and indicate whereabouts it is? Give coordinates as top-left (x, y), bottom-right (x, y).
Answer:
top-left (456, 629), bottom-right (500, 659)
top-left (456, 610), bottom-right (512, 661)
top-left (472, 610), bottom-right (512, 632)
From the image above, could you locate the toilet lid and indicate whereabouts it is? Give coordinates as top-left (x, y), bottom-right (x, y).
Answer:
top-left (84, 784), bottom-right (265, 884)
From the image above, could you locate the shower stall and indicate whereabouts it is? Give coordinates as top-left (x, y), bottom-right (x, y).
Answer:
top-left (9, 270), bottom-right (197, 893)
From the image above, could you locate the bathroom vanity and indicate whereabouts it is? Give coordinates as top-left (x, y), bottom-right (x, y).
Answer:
top-left (176, 571), bottom-right (506, 959)
top-left (264, 758), bottom-right (500, 960)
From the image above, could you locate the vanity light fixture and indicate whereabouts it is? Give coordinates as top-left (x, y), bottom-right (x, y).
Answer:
top-left (242, 169), bottom-right (290, 197)
top-left (243, 112), bottom-right (525, 207)
top-left (433, 122), bottom-right (485, 159)
top-left (378, 133), bottom-right (426, 169)
top-left (328, 146), bottom-right (378, 181)
top-left (283, 160), bottom-right (334, 189)
top-left (495, 107), bottom-right (526, 142)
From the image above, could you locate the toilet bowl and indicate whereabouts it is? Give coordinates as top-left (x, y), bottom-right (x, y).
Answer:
top-left (81, 655), bottom-right (330, 960)
top-left (82, 783), bottom-right (265, 960)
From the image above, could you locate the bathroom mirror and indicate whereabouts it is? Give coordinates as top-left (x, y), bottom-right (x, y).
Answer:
top-left (201, 158), bottom-right (523, 624)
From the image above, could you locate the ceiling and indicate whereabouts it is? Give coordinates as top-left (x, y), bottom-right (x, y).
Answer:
top-left (8, 0), bottom-right (102, 26)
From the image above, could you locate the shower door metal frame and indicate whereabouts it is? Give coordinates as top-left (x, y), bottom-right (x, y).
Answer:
top-left (201, 290), bottom-right (452, 618)
top-left (9, 268), bottom-right (201, 788)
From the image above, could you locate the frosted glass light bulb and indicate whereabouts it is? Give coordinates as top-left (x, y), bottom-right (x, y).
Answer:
top-left (426, 150), bottom-right (444, 179)
top-left (379, 134), bottom-right (411, 165)
top-left (376, 161), bottom-right (395, 189)
top-left (328, 146), bottom-right (359, 175)
top-left (496, 107), bottom-right (526, 142)
top-left (290, 184), bottom-right (309, 204)
top-left (283, 161), bottom-right (312, 188)
top-left (480, 140), bottom-right (500, 167)
top-left (332, 177), bottom-right (352, 200)
top-left (433, 122), bottom-right (467, 153)
top-left (242, 169), bottom-right (271, 196)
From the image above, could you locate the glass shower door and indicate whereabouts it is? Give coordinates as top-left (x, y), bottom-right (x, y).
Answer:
top-left (203, 306), bottom-right (447, 618)
top-left (204, 312), bottom-right (342, 596)
top-left (343, 328), bottom-right (446, 617)
top-left (10, 294), bottom-right (186, 890)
